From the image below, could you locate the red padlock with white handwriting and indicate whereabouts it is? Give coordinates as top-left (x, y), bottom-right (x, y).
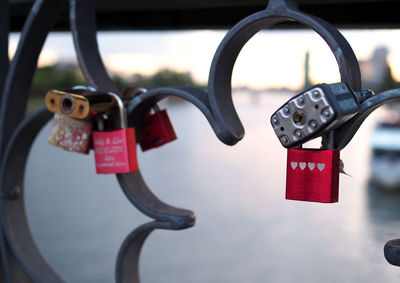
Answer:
top-left (138, 104), bottom-right (177, 151)
top-left (92, 93), bottom-right (138, 174)
top-left (286, 147), bottom-right (340, 203)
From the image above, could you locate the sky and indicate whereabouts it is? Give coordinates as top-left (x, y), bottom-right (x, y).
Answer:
top-left (8, 29), bottom-right (400, 90)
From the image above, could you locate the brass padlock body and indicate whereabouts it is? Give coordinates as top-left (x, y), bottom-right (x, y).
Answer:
top-left (45, 89), bottom-right (115, 119)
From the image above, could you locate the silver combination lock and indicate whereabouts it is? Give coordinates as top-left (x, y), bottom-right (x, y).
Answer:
top-left (270, 83), bottom-right (373, 148)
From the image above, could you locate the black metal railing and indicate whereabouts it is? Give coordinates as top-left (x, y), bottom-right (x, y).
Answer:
top-left (2, 0), bottom-right (400, 282)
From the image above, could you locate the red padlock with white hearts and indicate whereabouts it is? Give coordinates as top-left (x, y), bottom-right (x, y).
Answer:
top-left (286, 147), bottom-right (340, 203)
top-left (92, 93), bottom-right (138, 174)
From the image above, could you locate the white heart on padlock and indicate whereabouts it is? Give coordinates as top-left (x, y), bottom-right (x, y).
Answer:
top-left (308, 162), bottom-right (315, 171)
top-left (291, 162), bottom-right (298, 170)
top-left (299, 162), bottom-right (306, 170)
top-left (317, 163), bottom-right (325, 171)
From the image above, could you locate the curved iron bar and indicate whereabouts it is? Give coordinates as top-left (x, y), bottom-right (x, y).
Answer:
top-left (0, 0), bottom-right (67, 281)
top-left (115, 173), bottom-right (195, 283)
top-left (69, 1), bottom-right (199, 282)
top-left (0, 0), bottom-right (67, 155)
top-left (207, 0), bottom-right (361, 148)
top-left (0, 0), bottom-right (10, 279)
top-left (0, 107), bottom-right (65, 282)
top-left (69, 0), bottom-right (119, 94)
top-left (336, 88), bottom-right (400, 149)
top-left (0, 0), bottom-right (9, 98)
top-left (333, 89), bottom-right (400, 150)
top-left (385, 239), bottom-right (400, 267)
top-left (125, 86), bottom-right (219, 134)
top-left (115, 222), bottom-right (157, 283)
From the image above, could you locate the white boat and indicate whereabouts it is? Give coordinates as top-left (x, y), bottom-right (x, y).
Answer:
top-left (370, 122), bottom-right (400, 190)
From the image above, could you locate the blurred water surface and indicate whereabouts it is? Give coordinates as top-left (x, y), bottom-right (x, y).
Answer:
top-left (24, 91), bottom-right (400, 282)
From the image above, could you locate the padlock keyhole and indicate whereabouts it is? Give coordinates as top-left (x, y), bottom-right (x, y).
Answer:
top-left (293, 111), bottom-right (306, 125)
top-left (61, 96), bottom-right (74, 114)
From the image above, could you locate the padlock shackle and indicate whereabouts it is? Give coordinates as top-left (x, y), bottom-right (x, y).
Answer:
top-left (123, 87), bottom-right (161, 113)
top-left (108, 91), bottom-right (127, 129)
top-left (72, 85), bottom-right (97, 92)
top-left (123, 87), bottom-right (148, 99)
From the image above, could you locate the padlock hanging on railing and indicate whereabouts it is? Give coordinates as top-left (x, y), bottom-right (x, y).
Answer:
top-left (138, 103), bottom-right (177, 151)
top-left (123, 87), bottom-right (177, 151)
top-left (270, 83), bottom-right (373, 203)
top-left (45, 87), bottom-right (116, 154)
top-left (285, 144), bottom-right (341, 203)
top-left (92, 92), bottom-right (139, 174)
top-left (47, 113), bottom-right (93, 154)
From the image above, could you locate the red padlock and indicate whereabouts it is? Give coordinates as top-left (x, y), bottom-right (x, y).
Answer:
top-left (138, 105), bottom-right (177, 151)
top-left (92, 93), bottom-right (138, 174)
top-left (286, 148), bottom-right (340, 203)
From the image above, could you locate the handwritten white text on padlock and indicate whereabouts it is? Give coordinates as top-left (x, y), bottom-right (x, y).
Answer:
top-left (96, 161), bottom-right (127, 168)
top-left (95, 146), bottom-right (123, 154)
top-left (94, 137), bottom-right (125, 146)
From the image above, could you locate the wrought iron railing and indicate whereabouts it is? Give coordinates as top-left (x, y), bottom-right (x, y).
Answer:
top-left (2, 0), bottom-right (400, 282)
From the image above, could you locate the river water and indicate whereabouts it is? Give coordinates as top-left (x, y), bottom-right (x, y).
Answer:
top-left (24, 91), bottom-right (400, 282)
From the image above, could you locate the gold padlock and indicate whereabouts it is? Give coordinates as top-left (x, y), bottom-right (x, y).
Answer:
top-left (45, 88), bottom-right (115, 119)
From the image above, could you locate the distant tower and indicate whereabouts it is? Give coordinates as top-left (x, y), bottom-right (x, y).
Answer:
top-left (304, 51), bottom-right (311, 90)
top-left (359, 46), bottom-right (390, 91)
